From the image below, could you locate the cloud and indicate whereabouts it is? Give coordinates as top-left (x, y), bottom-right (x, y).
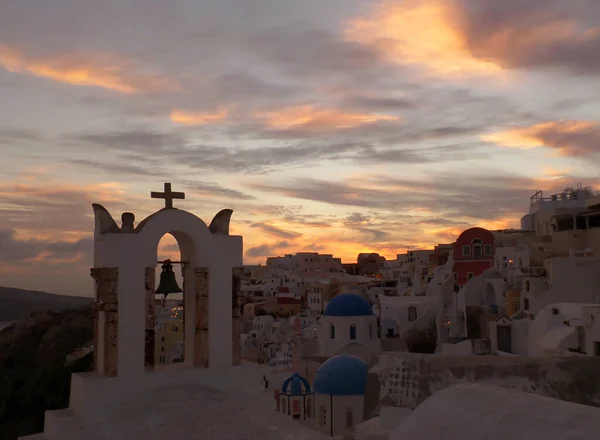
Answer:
top-left (170, 108), bottom-right (229, 125)
top-left (251, 172), bottom-right (587, 223)
top-left (0, 44), bottom-right (178, 94)
top-left (246, 241), bottom-right (292, 258)
top-left (250, 223), bottom-right (302, 240)
top-left (181, 181), bottom-right (256, 201)
top-left (454, 0), bottom-right (600, 75)
top-left (344, 0), bottom-right (504, 77)
top-left (415, 218), bottom-right (469, 225)
top-left (0, 227), bottom-right (92, 263)
top-left (254, 105), bottom-right (400, 132)
top-left (483, 121), bottom-right (600, 157)
top-left (344, 213), bottom-right (373, 225)
top-left (353, 227), bottom-right (392, 242)
top-left (345, 0), bottom-right (600, 77)
top-left (69, 126), bottom-right (489, 175)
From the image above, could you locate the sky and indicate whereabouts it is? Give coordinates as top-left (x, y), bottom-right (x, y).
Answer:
top-left (1, 0), bottom-right (600, 296)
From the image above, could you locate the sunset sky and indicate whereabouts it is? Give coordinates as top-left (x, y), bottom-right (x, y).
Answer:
top-left (1, 0), bottom-right (600, 296)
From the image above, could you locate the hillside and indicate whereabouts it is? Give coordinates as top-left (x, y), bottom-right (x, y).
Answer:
top-left (0, 287), bottom-right (92, 322)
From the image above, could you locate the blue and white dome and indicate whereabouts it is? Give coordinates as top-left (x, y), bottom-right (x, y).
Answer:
top-left (324, 293), bottom-right (374, 317)
top-left (313, 355), bottom-right (368, 395)
top-left (281, 372), bottom-right (312, 395)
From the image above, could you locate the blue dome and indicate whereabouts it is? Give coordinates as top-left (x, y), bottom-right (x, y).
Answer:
top-left (281, 372), bottom-right (311, 395)
top-left (313, 355), bottom-right (368, 395)
top-left (324, 293), bottom-right (374, 317)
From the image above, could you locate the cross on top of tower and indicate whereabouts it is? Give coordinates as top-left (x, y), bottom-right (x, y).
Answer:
top-left (151, 182), bottom-right (185, 209)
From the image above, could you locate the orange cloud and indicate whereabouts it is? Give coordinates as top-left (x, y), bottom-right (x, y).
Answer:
top-left (482, 121), bottom-right (600, 156)
top-left (0, 44), bottom-right (177, 94)
top-left (344, 0), bottom-right (504, 77)
top-left (169, 108), bottom-right (229, 125)
top-left (542, 166), bottom-right (573, 179)
top-left (255, 105), bottom-right (399, 131)
top-left (0, 181), bottom-right (128, 207)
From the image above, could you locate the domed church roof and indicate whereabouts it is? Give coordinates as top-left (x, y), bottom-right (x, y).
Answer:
top-left (324, 293), bottom-right (374, 317)
top-left (313, 355), bottom-right (368, 395)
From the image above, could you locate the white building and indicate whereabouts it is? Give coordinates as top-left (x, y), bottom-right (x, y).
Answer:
top-left (379, 296), bottom-right (437, 339)
top-left (316, 294), bottom-right (381, 359)
top-left (266, 252), bottom-right (343, 275)
top-left (522, 256), bottom-right (600, 316)
top-left (521, 184), bottom-right (595, 235)
top-left (313, 355), bottom-right (368, 437)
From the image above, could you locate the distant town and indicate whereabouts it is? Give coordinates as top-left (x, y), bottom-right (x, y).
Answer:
top-left (155, 183), bottom-right (600, 368)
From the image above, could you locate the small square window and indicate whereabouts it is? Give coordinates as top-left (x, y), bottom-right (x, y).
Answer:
top-left (462, 245), bottom-right (471, 257)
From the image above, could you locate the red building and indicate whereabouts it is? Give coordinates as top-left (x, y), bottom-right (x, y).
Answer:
top-left (452, 227), bottom-right (495, 291)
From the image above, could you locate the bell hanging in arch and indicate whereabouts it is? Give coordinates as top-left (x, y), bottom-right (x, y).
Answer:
top-left (156, 259), bottom-right (183, 298)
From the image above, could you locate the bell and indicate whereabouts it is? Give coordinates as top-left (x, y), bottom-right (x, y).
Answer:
top-left (156, 259), bottom-right (183, 297)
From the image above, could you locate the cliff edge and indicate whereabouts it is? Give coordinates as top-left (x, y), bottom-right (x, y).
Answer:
top-left (0, 306), bottom-right (94, 440)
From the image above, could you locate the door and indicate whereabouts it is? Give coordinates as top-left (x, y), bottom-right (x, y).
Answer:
top-left (497, 326), bottom-right (512, 353)
top-left (345, 408), bottom-right (353, 428)
top-left (466, 308), bottom-right (482, 339)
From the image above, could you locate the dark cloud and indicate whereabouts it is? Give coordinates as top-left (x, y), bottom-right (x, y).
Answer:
top-left (344, 213), bottom-right (372, 225)
top-left (455, 0), bottom-right (600, 74)
top-left (415, 218), bottom-right (469, 225)
top-left (343, 95), bottom-right (417, 111)
top-left (68, 127), bottom-right (492, 174)
top-left (250, 172), bottom-right (564, 222)
top-left (246, 240), bottom-right (292, 258)
top-left (0, 126), bottom-right (42, 144)
top-left (530, 122), bottom-right (600, 157)
top-left (250, 223), bottom-right (302, 240)
top-left (353, 227), bottom-right (391, 242)
top-left (0, 227), bottom-right (92, 262)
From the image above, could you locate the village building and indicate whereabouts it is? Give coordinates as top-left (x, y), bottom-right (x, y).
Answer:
top-left (313, 355), bottom-right (369, 437)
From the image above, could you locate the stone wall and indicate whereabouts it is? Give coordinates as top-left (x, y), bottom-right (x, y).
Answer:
top-left (372, 352), bottom-right (600, 409)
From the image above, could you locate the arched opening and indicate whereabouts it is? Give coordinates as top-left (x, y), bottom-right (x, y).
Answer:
top-left (485, 283), bottom-right (497, 314)
top-left (153, 233), bottom-right (187, 367)
top-left (472, 238), bottom-right (483, 260)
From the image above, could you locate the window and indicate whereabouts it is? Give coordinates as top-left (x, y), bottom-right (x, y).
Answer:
top-left (319, 406), bottom-right (327, 427)
top-left (525, 281), bottom-right (530, 292)
top-left (462, 245), bottom-right (471, 257)
top-left (472, 239), bottom-right (483, 259)
top-left (330, 324), bottom-right (335, 339)
top-left (408, 306), bottom-right (418, 322)
top-left (467, 272), bottom-right (474, 280)
top-left (453, 272), bottom-right (458, 282)
top-left (484, 244), bottom-right (493, 256)
top-left (161, 337), bottom-right (165, 342)
top-left (161, 346), bottom-right (164, 352)
top-left (524, 298), bottom-right (530, 310)
top-left (346, 408), bottom-right (354, 428)
top-left (350, 324), bottom-right (356, 340)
